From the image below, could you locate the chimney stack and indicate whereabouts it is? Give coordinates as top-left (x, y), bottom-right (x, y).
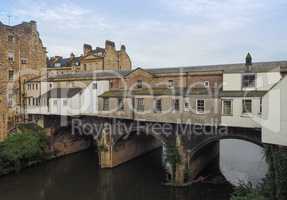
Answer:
top-left (83, 44), bottom-right (92, 56)
top-left (105, 40), bottom-right (115, 50)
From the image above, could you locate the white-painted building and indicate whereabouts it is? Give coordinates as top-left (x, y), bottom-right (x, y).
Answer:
top-left (262, 76), bottom-right (287, 146)
top-left (221, 59), bottom-right (283, 128)
top-left (26, 80), bottom-right (110, 116)
top-left (25, 77), bottom-right (54, 115)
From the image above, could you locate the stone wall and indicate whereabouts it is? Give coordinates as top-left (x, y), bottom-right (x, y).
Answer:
top-left (0, 21), bottom-right (46, 141)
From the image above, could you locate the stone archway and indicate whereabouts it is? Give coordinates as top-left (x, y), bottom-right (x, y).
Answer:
top-left (188, 135), bottom-right (264, 181)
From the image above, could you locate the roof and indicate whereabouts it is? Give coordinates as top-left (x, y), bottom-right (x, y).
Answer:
top-left (47, 56), bottom-right (81, 68)
top-left (48, 60), bottom-right (287, 80)
top-left (49, 70), bottom-right (131, 80)
top-left (220, 90), bottom-right (268, 97)
top-left (41, 88), bottom-right (82, 99)
top-left (145, 61), bottom-right (287, 74)
top-left (99, 88), bottom-right (219, 98)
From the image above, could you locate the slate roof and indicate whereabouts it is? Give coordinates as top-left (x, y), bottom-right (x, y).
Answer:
top-left (47, 57), bottom-right (81, 68)
top-left (41, 88), bottom-right (82, 99)
top-left (49, 70), bottom-right (131, 80)
top-left (48, 60), bottom-right (287, 80)
top-left (145, 61), bottom-right (287, 74)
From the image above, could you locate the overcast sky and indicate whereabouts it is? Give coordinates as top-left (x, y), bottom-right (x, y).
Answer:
top-left (0, 0), bottom-right (287, 68)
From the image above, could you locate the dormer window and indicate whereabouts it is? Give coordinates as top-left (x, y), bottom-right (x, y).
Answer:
top-left (242, 74), bottom-right (256, 88)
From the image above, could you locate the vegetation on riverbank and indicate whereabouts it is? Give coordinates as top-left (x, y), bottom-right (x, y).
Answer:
top-left (231, 145), bottom-right (287, 200)
top-left (0, 124), bottom-right (49, 176)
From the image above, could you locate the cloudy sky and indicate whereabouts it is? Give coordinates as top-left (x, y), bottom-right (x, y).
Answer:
top-left (0, 0), bottom-right (287, 68)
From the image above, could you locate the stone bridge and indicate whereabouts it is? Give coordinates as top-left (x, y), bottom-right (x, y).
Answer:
top-left (42, 115), bottom-right (262, 186)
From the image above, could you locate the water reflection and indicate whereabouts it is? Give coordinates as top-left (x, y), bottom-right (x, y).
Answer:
top-left (220, 139), bottom-right (268, 187)
top-left (0, 150), bottom-right (232, 200)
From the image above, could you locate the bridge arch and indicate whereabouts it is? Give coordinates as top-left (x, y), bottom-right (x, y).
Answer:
top-left (190, 134), bottom-right (263, 157)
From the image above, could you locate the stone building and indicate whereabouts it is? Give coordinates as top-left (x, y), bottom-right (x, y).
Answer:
top-left (47, 40), bottom-right (132, 76)
top-left (0, 21), bottom-right (47, 141)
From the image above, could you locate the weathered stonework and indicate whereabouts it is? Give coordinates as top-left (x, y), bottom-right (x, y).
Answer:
top-left (47, 40), bottom-right (132, 76)
top-left (0, 21), bottom-right (46, 141)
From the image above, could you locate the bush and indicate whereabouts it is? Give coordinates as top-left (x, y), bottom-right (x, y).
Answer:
top-left (231, 184), bottom-right (265, 200)
top-left (0, 124), bottom-right (48, 174)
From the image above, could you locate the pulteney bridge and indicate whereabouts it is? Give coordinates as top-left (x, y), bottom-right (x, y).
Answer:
top-left (42, 115), bottom-right (262, 186)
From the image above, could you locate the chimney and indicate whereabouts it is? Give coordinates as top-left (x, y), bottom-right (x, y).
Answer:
top-left (30, 20), bottom-right (37, 31)
top-left (245, 53), bottom-right (252, 71)
top-left (70, 52), bottom-right (75, 59)
top-left (120, 45), bottom-right (126, 51)
top-left (83, 44), bottom-right (92, 56)
top-left (105, 40), bottom-right (115, 50)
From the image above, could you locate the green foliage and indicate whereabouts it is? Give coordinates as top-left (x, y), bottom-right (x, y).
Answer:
top-left (231, 145), bottom-right (287, 200)
top-left (165, 143), bottom-right (181, 168)
top-left (0, 124), bottom-right (48, 175)
top-left (231, 184), bottom-right (265, 200)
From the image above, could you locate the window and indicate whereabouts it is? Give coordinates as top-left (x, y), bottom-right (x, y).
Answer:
top-left (154, 99), bottom-right (162, 113)
top-left (259, 98), bottom-right (262, 114)
top-left (8, 52), bottom-right (14, 63)
top-left (21, 58), bottom-right (28, 64)
top-left (136, 98), bottom-right (144, 112)
top-left (49, 83), bottom-right (53, 88)
top-left (8, 35), bottom-right (14, 42)
top-left (53, 100), bottom-right (57, 106)
top-left (204, 81), bottom-right (210, 88)
top-left (173, 99), bottom-right (180, 111)
top-left (137, 80), bottom-right (143, 89)
top-left (242, 99), bottom-right (252, 114)
top-left (36, 84), bottom-right (38, 90)
top-left (168, 80), bottom-right (174, 88)
top-left (83, 64), bottom-right (87, 71)
top-left (8, 94), bottom-right (13, 107)
top-left (63, 100), bottom-right (68, 106)
top-left (242, 74), bottom-right (256, 88)
top-left (117, 98), bottom-right (124, 111)
top-left (184, 99), bottom-right (190, 112)
top-left (222, 100), bottom-right (232, 115)
top-left (109, 81), bottom-right (113, 89)
top-left (103, 98), bottom-right (109, 111)
top-left (196, 99), bottom-right (205, 113)
top-left (8, 70), bottom-right (14, 80)
top-left (92, 83), bottom-right (97, 90)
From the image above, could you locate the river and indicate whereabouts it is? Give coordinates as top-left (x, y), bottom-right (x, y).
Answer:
top-left (0, 139), bottom-right (267, 200)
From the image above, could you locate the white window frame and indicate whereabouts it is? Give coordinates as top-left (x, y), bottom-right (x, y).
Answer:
top-left (242, 99), bottom-right (252, 114)
top-left (242, 73), bottom-right (256, 89)
top-left (136, 98), bottom-right (144, 112)
top-left (222, 99), bottom-right (233, 116)
top-left (204, 81), bottom-right (210, 88)
top-left (196, 99), bottom-right (205, 114)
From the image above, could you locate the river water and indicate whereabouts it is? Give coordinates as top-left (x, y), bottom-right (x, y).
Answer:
top-left (0, 140), bottom-right (267, 200)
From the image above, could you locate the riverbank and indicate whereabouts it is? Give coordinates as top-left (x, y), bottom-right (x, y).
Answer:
top-left (0, 124), bottom-right (92, 177)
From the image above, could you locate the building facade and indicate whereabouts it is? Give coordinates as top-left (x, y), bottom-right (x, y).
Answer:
top-left (47, 40), bottom-right (132, 76)
top-left (0, 21), bottom-right (47, 141)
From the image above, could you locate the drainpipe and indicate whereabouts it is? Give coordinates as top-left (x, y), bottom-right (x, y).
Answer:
top-left (131, 96), bottom-right (135, 120)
